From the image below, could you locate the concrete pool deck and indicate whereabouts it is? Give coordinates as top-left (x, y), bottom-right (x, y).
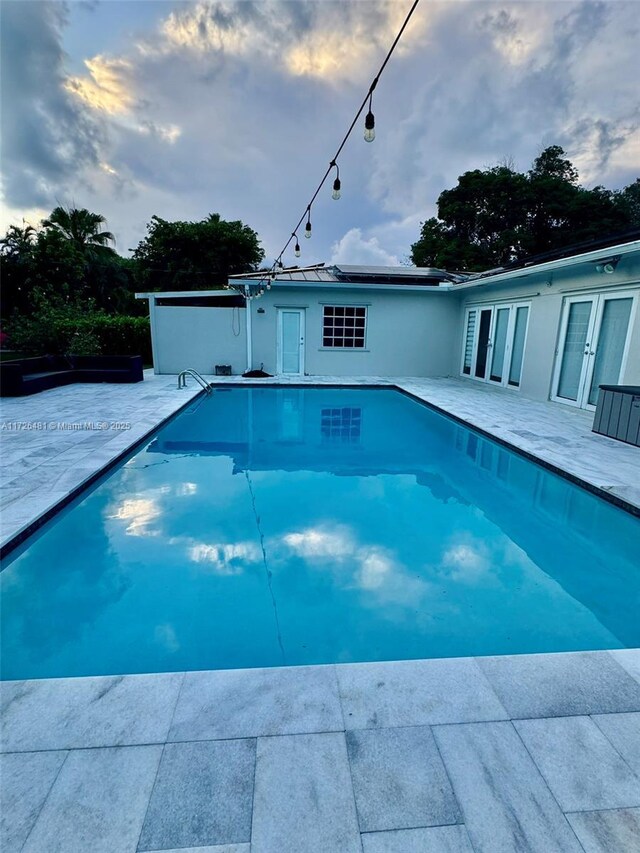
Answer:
top-left (1, 374), bottom-right (640, 851)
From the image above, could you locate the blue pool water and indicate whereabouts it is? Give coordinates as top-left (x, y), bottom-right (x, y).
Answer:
top-left (1, 387), bottom-right (639, 680)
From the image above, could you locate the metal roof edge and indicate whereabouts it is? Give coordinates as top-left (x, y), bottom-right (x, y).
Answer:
top-left (229, 278), bottom-right (454, 293)
top-left (135, 290), bottom-right (241, 299)
top-left (453, 240), bottom-right (640, 290)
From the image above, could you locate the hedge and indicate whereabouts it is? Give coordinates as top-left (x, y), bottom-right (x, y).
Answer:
top-left (6, 312), bottom-right (152, 364)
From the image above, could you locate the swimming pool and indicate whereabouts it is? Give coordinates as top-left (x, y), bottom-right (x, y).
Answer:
top-left (2, 386), bottom-right (639, 680)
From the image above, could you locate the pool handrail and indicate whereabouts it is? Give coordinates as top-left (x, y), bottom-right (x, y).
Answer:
top-left (177, 369), bottom-right (212, 393)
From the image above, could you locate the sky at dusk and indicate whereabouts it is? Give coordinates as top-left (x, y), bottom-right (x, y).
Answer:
top-left (1, 0), bottom-right (639, 267)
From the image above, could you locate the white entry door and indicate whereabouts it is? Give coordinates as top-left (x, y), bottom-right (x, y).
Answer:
top-left (552, 292), bottom-right (635, 409)
top-left (277, 309), bottom-right (305, 375)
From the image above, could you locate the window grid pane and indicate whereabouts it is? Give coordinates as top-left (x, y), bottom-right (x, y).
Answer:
top-left (323, 306), bottom-right (367, 348)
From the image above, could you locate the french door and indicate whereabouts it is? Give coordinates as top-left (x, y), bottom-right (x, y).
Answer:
top-left (277, 308), bottom-right (305, 375)
top-left (552, 291), bottom-right (635, 409)
top-left (461, 302), bottom-right (530, 388)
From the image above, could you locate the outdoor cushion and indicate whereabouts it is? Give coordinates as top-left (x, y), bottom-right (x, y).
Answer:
top-left (0, 355), bottom-right (144, 396)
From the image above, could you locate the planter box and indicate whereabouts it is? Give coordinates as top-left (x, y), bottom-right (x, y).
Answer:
top-left (592, 385), bottom-right (640, 447)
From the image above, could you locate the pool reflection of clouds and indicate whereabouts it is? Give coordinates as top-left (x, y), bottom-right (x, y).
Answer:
top-left (108, 497), bottom-right (162, 537)
top-left (187, 541), bottom-right (260, 575)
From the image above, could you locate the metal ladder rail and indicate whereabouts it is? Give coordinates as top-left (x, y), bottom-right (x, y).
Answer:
top-left (177, 369), bottom-right (212, 393)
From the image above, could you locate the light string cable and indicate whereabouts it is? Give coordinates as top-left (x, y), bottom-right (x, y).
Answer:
top-left (229, 0), bottom-right (422, 298)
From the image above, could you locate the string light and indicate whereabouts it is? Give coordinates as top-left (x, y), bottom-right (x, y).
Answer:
top-left (364, 95), bottom-right (376, 143)
top-left (228, 0), bottom-right (421, 293)
top-left (269, 0), bottom-right (420, 268)
top-left (331, 162), bottom-right (341, 200)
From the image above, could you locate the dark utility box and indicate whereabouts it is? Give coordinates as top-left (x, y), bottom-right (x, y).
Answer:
top-left (592, 385), bottom-right (640, 447)
top-left (215, 364), bottom-right (232, 376)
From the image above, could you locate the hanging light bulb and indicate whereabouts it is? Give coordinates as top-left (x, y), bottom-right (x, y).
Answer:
top-left (331, 161), bottom-right (341, 200)
top-left (364, 91), bottom-right (376, 142)
top-left (267, 283), bottom-right (272, 290)
top-left (293, 232), bottom-right (301, 257)
top-left (305, 208), bottom-right (312, 239)
top-left (364, 109), bottom-right (375, 142)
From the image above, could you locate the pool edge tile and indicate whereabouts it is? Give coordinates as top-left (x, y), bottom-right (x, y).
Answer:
top-left (336, 656), bottom-right (509, 729)
top-left (167, 664), bottom-right (344, 742)
top-left (476, 650), bottom-right (640, 719)
top-left (1, 671), bottom-right (185, 753)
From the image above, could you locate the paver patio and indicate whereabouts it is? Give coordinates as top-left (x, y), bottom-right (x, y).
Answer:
top-left (2, 652), bottom-right (640, 852)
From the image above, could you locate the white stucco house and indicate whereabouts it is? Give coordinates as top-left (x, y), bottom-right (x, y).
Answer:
top-left (137, 233), bottom-right (640, 413)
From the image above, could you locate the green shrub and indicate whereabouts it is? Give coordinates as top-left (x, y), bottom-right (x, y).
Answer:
top-left (6, 299), bottom-right (152, 363)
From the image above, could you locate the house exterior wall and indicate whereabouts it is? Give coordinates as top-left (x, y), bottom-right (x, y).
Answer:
top-left (152, 304), bottom-right (246, 375)
top-left (144, 248), bottom-right (640, 396)
top-left (250, 286), bottom-right (459, 377)
top-left (453, 253), bottom-right (640, 401)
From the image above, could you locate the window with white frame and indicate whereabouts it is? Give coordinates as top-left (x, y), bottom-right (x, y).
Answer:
top-left (322, 305), bottom-right (367, 348)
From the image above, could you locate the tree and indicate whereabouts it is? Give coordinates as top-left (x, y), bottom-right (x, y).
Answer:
top-left (1, 208), bottom-right (138, 318)
top-left (132, 213), bottom-right (264, 291)
top-left (615, 178), bottom-right (640, 223)
top-left (0, 224), bottom-right (40, 317)
top-left (42, 206), bottom-right (116, 256)
top-left (411, 147), bottom-right (639, 271)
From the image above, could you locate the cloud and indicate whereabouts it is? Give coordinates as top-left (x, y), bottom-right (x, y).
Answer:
top-left (155, 1), bottom-right (429, 82)
top-left (367, 0), bottom-right (640, 221)
top-left (442, 541), bottom-right (490, 583)
top-left (154, 623), bottom-right (180, 652)
top-left (188, 540), bottom-right (261, 574)
top-left (1, 0), bottom-right (638, 261)
top-left (108, 497), bottom-right (161, 536)
top-left (65, 55), bottom-right (135, 115)
top-left (283, 526), bottom-right (354, 560)
top-left (356, 547), bottom-right (394, 590)
top-left (279, 524), bottom-right (423, 602)
top-left (331, 228), bottom-right (401, 266)
top-left (0, 1), bottom-right (104, 208)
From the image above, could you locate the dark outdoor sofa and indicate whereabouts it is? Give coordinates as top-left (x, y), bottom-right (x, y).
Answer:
top-left (0, 355), bottom-right (144, 397)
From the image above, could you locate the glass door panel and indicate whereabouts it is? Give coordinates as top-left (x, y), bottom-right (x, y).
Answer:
top-left (556, 300), bottom-right (593, 401)
top-left (461, 302), bottom-right (529, 387)
top-left (508, 306), bottom-right (529, 387)
top-left (489, 307), bottom-right (510, 383)
top-left (587, 297), bottom-right (633, 406)
top-left (462, 310), bottom-right (477, 375)
top-left (281, 310), bottom-right (301, 374)
top-left (474, 309), bottom-right (493, 379)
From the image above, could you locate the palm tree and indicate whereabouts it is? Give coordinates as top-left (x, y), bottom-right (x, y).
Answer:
top-left (0, 223), bottom-right (38, 258)
top-left (42, 207), bottom-right (115, 256)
